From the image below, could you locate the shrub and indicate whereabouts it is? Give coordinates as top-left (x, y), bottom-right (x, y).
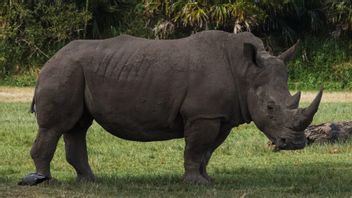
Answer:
top-left (288, 36), bottom-right (352, 90)
top-left (0, 1), bottom-right (91, 76)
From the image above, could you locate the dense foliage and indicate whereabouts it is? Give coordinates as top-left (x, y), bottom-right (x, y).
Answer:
top-left (0, 0), bottom-right (90, 75)
top-left (0, 0), bottom-right (351, 89)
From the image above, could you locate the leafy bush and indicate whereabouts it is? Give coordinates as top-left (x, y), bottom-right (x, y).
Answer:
top-left (288, 36), bottom-right (352, 90)
top-left (326, 0), bottom-right (352, 36)
top-left (0, 1), bottom-right (91, 76)
top-left (0, 70), bottom-right (37, 86)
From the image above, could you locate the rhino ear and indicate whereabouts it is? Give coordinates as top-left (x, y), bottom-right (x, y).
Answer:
top-left (278, 40), bottom-right (300, 64)
top-left (243, 43), bottom-right (257, 65)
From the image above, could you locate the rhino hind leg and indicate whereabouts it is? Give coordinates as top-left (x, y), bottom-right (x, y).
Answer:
top-left (63, 110), bottom-right (95, 182)
top-left (28, 127), bottom-right (63, 182)
top-left (20, 66), bottom-right (87, 185)
top-left (183, 119), bottom-right (221, 184)
top-left (22, 109), bottom-right (90, 185)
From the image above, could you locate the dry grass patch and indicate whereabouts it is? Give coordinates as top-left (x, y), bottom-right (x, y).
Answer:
top-left (0, 86), bottom-right (34, 102)
top-left (1, 86), bottom-right (352, 103)
top-left (299, 91), bottom-right (352, 103)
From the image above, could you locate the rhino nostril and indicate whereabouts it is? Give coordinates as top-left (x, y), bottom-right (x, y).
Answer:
top-left (280, 138), bottom-right (286, 144)
top-left (278, 138), bottom-right (288, 149)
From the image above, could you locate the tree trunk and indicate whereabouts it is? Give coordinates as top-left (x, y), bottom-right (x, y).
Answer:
top-left (304, 121), bottom-right (352, 144)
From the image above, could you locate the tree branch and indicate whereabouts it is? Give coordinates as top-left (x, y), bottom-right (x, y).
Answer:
top-left (20, 39), bottom-right (50, 59)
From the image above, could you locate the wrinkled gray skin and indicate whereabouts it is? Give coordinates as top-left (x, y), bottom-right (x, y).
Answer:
top-left (22, 30), bottom-right (322, 185)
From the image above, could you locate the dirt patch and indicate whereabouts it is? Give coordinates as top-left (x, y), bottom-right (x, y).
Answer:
top-left (299, 91), bottom-right (352, 103)
top-left (0, 86), bottom-right (352, 103)
top-left (0, 87), bottom-right (34, 102)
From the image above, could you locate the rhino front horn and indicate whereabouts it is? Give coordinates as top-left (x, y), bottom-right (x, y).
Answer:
top-left (303, 88), bottom-right (323, 120)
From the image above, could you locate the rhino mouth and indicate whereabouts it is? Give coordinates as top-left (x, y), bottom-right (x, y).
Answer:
top-left (268, 88), bottom-right (323, 152)
top-left (271, 137), bottom-right (306, 151)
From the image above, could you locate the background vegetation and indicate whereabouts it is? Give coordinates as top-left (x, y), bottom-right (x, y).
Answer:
top-left (0, 0), bottom-right (351, 89)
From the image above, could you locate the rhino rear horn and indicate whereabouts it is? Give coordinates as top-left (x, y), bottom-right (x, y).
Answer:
top-left (278, 40), bottom-right (300, 64)
top-left (287, 91), bottom-right (301, 109)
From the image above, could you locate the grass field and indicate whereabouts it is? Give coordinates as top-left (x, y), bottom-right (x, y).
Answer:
top-left (1, 96), bottom-right (352, 197)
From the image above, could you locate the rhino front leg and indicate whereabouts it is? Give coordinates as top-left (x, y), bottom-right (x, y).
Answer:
top-left (183, 119), bottom-right (221, 184)
top-left (64, 119), bottom-right (95, 182)
top-left (200, 124), bottom-right (233, 181)
top-left (199, 151), bottom-right (213, 181)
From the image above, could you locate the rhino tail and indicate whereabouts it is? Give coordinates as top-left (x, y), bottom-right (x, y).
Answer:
top-left (30, 83), bottom-right (39, 113)
top-left (30, 97), bottom-right (36, 113)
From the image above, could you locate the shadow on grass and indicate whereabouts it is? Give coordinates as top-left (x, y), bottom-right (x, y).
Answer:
top-left (0, 162), bottom-right (352, 196)
top-left (4, 161), bottom-right (350, 197)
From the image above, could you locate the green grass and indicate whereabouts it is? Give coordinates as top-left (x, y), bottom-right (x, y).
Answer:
top-left (0, 72), bottom-right (37, 87)
top-left (1, 102), bottom-right (352, 197)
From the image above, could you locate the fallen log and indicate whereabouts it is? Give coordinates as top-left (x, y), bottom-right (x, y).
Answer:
top-left (304, 121), bottom-right (352, 144)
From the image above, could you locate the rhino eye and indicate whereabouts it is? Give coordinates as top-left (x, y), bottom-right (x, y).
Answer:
top-left (267, 101), bottom-right (275, 110)
top-left (267, 104), bottom-right (274, 110)
top-left (267, 101), bottom-right (276, 119)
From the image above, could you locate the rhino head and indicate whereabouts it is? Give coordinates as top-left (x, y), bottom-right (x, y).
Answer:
top-left (243, 41), bottom-right (323, 151)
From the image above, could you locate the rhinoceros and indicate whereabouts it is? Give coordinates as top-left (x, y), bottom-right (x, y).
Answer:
top-left (19, 30), bottom-right (323, 185)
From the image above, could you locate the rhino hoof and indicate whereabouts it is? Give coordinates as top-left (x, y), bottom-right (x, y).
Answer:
top-left (18, 173), bottom-right (51, 186)
top-left (76, 175), bottom-right (96, 183)
top-left (183, 174), bottom-right (211, 185)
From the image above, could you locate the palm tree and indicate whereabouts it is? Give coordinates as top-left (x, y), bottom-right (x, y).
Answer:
top-left (143, 0), bottom-right (265, 38)
top-left (325, 0), bottom-right (352, 37)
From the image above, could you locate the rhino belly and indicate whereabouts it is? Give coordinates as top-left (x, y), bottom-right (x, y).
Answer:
top-left (84, 77), bottom-right (185, 142)
top-left (93, 116), bottom-right (184, 142)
